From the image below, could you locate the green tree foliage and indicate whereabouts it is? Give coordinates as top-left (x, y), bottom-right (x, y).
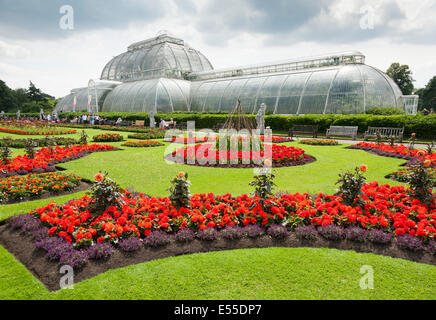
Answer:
top-left (0, 79), bottom-right (56, 113)
top-left (416, 76), bottom-right (436, 111)
top-left (386, 63), bottom-right (415, 95)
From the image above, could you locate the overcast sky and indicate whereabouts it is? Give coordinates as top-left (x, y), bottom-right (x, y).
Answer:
top-left (0, 0), bottom-right (435, 98)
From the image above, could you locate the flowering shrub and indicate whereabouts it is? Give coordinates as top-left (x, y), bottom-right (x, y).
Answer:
top-left (295, 225), bottom-right (318, 240)
top-left (366, 229), bottom-right (393, 245)
top-left (92, 133), bottom-right (124, 142)
top-left (86, 172), bottom-right (125, 218)
top-left (174, 228), bottom-right (195, 243)
top-left (317, 225), bottom-right (345, 241)
top-left (118, 237), bottom-right (143, 252)
top-left (345, 226), bottom-right (368, 243)
top-left (300, 139), bottom-right (339, 146)
top-left (144, 231), bottom-right (171, 248)
top-left (168, 172), bottom-right (191, 210)
top-left (121, 140), bottom-right (163, 147)
top-left (0, 137), bottom-right (76, 148)
top-left (87, 243), bottom-right (114, 260)
top-left (336, 166), bottom-right (367, 206)
top-left (196, 228), bottom-right (218, 241)
top-left (0, 172), bottom-right (82, 203)
top-left (396, 235), bottom-right (425, 252)
top-left (243, 225), bottom-right (265, 238)
top-left (267, 225), bottom-right (290, 240)
top-left (0, 144), bottom-right (115, 177)
top-left (59, 250), bottom-right (89, 269)
top-left (220, 226), bottom-right (244, 240)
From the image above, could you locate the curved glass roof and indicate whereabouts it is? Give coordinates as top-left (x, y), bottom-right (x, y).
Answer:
top-left (55, 34), bottom-right (410, 115)
top-left (100, 34), bottom-right (213, 82)
top-left (102, 78), bottom-right (190, 113)
top-left (190, 64), bottom-right (403, 114)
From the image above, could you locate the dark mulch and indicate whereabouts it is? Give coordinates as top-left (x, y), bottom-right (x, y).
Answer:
top-left (0, 182), bottom-right (91, 205)
top-left (164, 154), bottom-right (316, 169)
top-left (0, 222), bottom-right (435, 292)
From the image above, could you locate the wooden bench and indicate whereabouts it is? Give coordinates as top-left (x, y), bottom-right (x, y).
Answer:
top-left (133, 120), bottom-right (145, 127)
top-left (288, 125), bottom-right (318, 138)
top-left (326, 126), bottom-right (358, 140)
top-left (364, 127), bottom-right (404, 143)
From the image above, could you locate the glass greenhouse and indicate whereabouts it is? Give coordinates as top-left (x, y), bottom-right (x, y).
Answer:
top-left (55, 33), bottom-right (417, 115)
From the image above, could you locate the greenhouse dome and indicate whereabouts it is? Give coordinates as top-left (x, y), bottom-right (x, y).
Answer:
top-left (55, 33), bottom-right (418, 115)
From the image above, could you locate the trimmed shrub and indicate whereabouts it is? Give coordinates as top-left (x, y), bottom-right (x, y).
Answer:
top-left (317, 225), bottom-right (345, 241)
top-left (267, 225), bottom-right (290, 240)
top-left (295, 225), bottom-right (318, 240)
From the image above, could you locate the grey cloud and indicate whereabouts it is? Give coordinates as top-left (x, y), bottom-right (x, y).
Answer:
top-left (0, 0), bottom-right (168, 39)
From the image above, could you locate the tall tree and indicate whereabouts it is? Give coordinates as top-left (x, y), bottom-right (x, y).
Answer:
top-left (421, 76), bottom-right (436, 111)
top-left (0, 80), bottom-right (17, 111)
top-left (26, 81), bottom-right (44, 102)
top-left (386, 63), bottom-right (415, 95)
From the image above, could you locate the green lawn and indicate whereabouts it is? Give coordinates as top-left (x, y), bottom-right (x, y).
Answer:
top-left (1, 246), bottom-right (435, 300)
top-left (0, 127), bottom-right (434, 300)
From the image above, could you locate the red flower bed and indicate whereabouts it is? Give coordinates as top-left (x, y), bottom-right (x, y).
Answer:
top-left (0, 144), bottom-right (116, 177)
top-left (164, 136), bottom-right (218, 144)
top-left (260, 136), bottom-right (293, 143)
top-left (29, 182), bottom-right (435, 248)
top-left (169, 143), bottom-right (307, 166)
top-left (349, 142), bottom-right (436, 167)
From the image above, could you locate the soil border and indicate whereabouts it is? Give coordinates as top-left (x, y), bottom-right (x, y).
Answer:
top-left (0, 221), bottom-right (435, 292)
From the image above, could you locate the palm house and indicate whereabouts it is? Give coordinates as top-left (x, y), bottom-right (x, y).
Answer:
top-left (55, 33), bottom-right (418, 115)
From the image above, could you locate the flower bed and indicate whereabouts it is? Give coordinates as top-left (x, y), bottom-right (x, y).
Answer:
top-left (121, 140), bottom-right (164, 148)
top-left (2, 180), bottom-right (435, 289)
top-left (0, 172), bottom-right (82, 203)
top-left (23, 181), bottom-right (435, 248)
top-left (300, 139), bottom-right (339, 146)
top-left (0, 137), bottom-right (77, 148)
top-left (387, 167), bottom-right (436, 187)
top-left (92, 133), bottom-right (124, 142)
top-left (167, 143), bottom-right (313, 168)
top-left (164, 136), bottom-right (218, 144)
top-left (0, 144), bottom-right (117, 177)
top-left (348, 142), bottom-right (436, 167)
top-left (0, 127), bottom-right (77, 135)
top-left (127, 131), bottom-right (166, 140)
top-left (260, 136), bottom-right (293, 143)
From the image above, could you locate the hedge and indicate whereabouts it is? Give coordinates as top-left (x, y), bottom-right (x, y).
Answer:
top-left (3, 112), bottom-right (436, 139)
